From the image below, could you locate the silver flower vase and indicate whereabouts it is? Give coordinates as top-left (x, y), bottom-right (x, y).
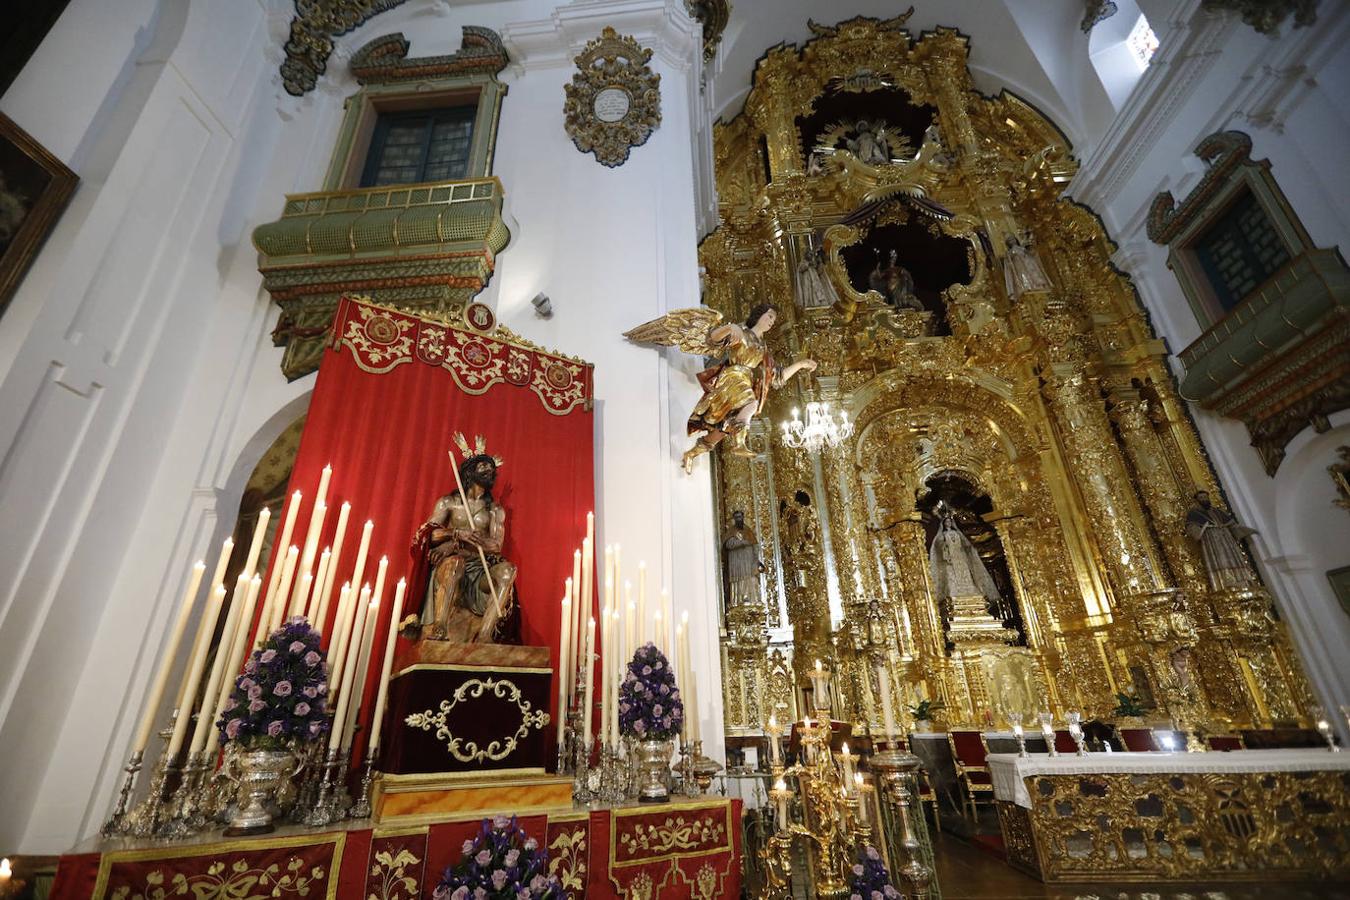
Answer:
top-left (222, 747), bottom-right (303, 835)
top-left (636, 739), bottom-right (674, 803)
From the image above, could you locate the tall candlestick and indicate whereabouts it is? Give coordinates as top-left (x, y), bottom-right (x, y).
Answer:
top-left (582, 616), bottom-right (596, 754)
top-left (132, 561), bottom-right (205, 754)
top-left (314, 502), bottom-right (351, 634)
top-left (348, 521), bottom-right (374, 606)
top-left (600, 602), bottom-right (612, 749)
top-left (659, 588), bottom-right (671, 654)
top-left (205, 574), bottom-right (261, 759)
top-left (242, 507), bottom-right (271, 579)
top-left (190, 574), bottom-right (249, 755)
top-left (557, 593), bottom-right (572, 754)
top-left (166, 585), bottom-right (226, 761)
top-left (342, 593), bottom-right (379, 751)
top-left (682, 611), bottom-right (700, 742)
top-left (330, 584), bottom-right (371, 750)
top-left (269, 545), bottom-right (300, 631)
top-left (314, 464), bottom-right (332, 508)
top-left (580, 537), bottom-right (593, 638)
top-left (876, 664), bottom-right (897, 744)
top-left (370, 556), bottom-right (389, 622)
top-left (292, 573), bottom-right (313, 622)
top-left (306, 548), bottom-right (331, 622)
top-left (370, 579), bottom-right (406, 755)
top-left (562, 577), bottom-right (575, 704)
top-left (637, 562), bottom-right (647, 646)
top-left (263, 491), bottom-right (302, 614)
top-left (175, 536), bottom-right (234, 712)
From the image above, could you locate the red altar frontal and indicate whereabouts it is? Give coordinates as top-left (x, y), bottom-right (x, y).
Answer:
top-left (51, 799), bottom-right (743, 900)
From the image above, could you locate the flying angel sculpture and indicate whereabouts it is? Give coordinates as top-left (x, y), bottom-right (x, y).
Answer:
top-left (624, 303), bottom-right (817, 472)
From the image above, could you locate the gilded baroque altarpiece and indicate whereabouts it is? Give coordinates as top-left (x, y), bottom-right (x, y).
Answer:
top-left (703, 16), bottom-right (1314, 740)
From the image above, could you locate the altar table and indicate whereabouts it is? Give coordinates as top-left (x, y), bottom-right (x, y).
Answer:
top-left (987, 749), bottom-right (1350, 883)
top-left (50, 799), bottom-right (743, 900)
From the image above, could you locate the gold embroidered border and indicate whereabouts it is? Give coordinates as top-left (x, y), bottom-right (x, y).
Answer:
top-left (608, 799), bottom-right (735, 869)
top-left (92, 833), bottom-right (346, 900)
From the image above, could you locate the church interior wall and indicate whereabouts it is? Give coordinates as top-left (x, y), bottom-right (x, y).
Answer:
top-left (0, 0), bottom-right (722, 852)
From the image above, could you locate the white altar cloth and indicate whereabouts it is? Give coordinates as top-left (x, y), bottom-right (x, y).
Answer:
top-left (988, 749), bottom-right (1350, 808)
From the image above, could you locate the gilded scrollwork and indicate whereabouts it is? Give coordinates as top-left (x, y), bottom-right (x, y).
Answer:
top-left (405, 678), bottom-right (550, 763)
top-left (563, 28), bottom-right (662, 168)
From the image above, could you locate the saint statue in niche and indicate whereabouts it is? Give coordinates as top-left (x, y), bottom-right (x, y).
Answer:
top-left (795, 244), bottom-right (840, 309)
top-left (780, 490), bottom-right (820, 589)
top-left (847, 119), bottom-right (891, 166)
top-left (624, 304), bottom-right (817, 472)
top-left (1002, 234), bottom-right (1052, 299)
top-left (409, 435), bottom-right (519, 642)
top-left (870, 249), bottom-right (923, 311)
top-left (722, 509), bottom-right (765, 606)
top-left (928, 508), bottom-right (1002, 608)
top-left (1184, 490), bottom-right (1259, 591)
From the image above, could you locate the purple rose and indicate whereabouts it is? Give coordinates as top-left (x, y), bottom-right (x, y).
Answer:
top-left (473, 889), bottom-right (487, 900)
top-left (451, 889), bottom-right (468, 900)
top-left (224, 698), bottom-right (238, 712)
top-left (493, 814), bottom-right (509, 829)
top-left (305, 651), bottom-right (322, 667)
top-left (238, 677), bottom-right (255, 691)
top-left (289, 640), bottom-right (307, 654)
top-left (491, 870), bottom-right (507, 890)
top-left (504, 849), bottom-right (519, 868)
top-left (529, 875), bottom-right (546, 891)
top-left (866, 846), bottom-right (880, 861)
top-left (225, 719), bottom-right (242, 739)
top-left (642, 665), bottom-right (652, 675)
top-left (247, 684), bottom-right (263, 701)
top-left (524, 838), bottom-right (538, 851)
top-left (309, 720), bottom-right (322, 735)
top-left (244, 659), bottom-right (257, 675)
top-left (249, 698), bottom-right (266, 713)
top-left (659, 683), bottom-right (669, 694)
top-left (653, 704), bottom-right (664, 716)
top-left (261, 649), bottom-right (277, 663)
top-left (462, 839), bottom-right (474, 855)
top-left (871, 891), bottom-right (883, 900)
top-left (303, 685), bottom-right (318, 698)
top-left (517, 892), bottom-right (530, 900)
top-left (852, 864), bottom-right (864, 876)
top-left (475, 850), bottom-right (491, 867)
top-left (294, 702), bottom-right (310, 716)
top-left (273, 680), bottom-right (292, 697)
top-left (267, 720), bottom-right (284, 737)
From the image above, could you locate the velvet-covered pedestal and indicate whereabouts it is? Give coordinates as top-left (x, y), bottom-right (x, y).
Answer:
top-left (373, 641), bottom-right (572, 822)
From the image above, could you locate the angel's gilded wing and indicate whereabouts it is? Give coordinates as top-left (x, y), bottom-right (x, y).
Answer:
top-left (623, 307), bottom-right (726, 355)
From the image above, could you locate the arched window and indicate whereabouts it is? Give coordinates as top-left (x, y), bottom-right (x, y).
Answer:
top-left (1088, 0), bottom-right (1157, 109)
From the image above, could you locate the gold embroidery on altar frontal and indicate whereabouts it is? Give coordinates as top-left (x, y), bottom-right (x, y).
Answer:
top-left (547, 826), bottom-right (588, 892)
top-left (608, 801), bottom-right (736, 867)
top-left (93, 833), bottom-right (345, 900)
top-left (704, 13), bottom-right (1315, 735)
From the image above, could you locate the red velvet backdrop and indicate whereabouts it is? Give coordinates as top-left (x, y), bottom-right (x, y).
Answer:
top-left (259, 297), bottom-right (595, 766)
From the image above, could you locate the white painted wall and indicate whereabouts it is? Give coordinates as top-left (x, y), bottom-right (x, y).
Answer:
top-left (0, 0), bottom-right (720, 852)
top-left (1072, 1), bottom-right (1350, 733)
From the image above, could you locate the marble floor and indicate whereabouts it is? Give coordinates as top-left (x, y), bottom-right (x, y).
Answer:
top-left (933, 836), bottom-right (1350, 900)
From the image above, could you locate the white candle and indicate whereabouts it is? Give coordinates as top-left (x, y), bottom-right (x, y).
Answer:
top-left (343, 593), bottom-right (380, 750)
top-left (613, 543), bottom-right (622, 600)
top-left (133, 561), bottom-right (205, 753)
top-left (370, 579), bottom-right (406, 755)
top-left (242, 507), bottom-right (271, 579)
top-left (370, 556), bottom-right (389, 623)
top-left (327, 582), bottom-right (355, 685)
top-left (269, 545), bottom-right (300, 631)
top-left (205, 574), bottom-right (261, 759)
top-left (582, 616), bottom-right (596, 753)
top-left (603, 547), bottom-right (614, 611)
top-left (775, 778), bottom-right (789, 828)
top-left (876, 664), bottom-right (897, 744)
top-left (659, 588), bottom-right (671, 655)
top-left (675, 623), bottom-right (687, 743)
top-left (330, 584), bottom-right (371, 750)
top-left (839, 742), bottom-right (855, 782)
top-left (207, 537), bottom-right (235, 601)
top-left (682, 612), bottom-right (700, 742)
top-left (348, 520), bottom-right (374, 605)
top-left (557, 594), bottom-right (572, 751)
top-left (315, 464), bottom-right (332, 508)
top-left (190, 573), bottom-right (249, 755)
top-left (571, 550), bottom-right (582, 676)
top-left (653, 610), bottom-right (663, 662)
top-left (637, 561), bottom-right (647, 646)
top-left (600, 601), bottom-right (612, 749)
top-left (166, 585), bottom-right (225, 760)
top-left (292, 572), bottom-right (313, 622)
top-left (610, 607), bottom-right (621, 746)
top-left (581, 536), bottom-right (593, 627)
top-left (562, 578), bottom-right (574, 704)
top-left (768, 715), bottom-right (781, 764)
top-left (263, 491), bottom-right (302, 614)
top-left (624, 582), bottom-right (635, 663)
top-left (314, 502), bottom-right (351, 633)
top-left (290, 498), bottom-right (327, 616)
top-left (306, 548), bottom-right (331, 622)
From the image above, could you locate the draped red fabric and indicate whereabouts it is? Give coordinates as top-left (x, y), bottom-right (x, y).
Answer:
top-left (256, 297), bottom-right (595, 766)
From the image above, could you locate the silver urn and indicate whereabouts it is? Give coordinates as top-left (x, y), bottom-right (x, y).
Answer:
top-left (223, 747), bottom-right (303, 835)
top-left (636, 739), bottom-right (674, 803)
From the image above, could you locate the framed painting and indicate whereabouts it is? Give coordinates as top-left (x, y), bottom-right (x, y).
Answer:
top-left (0, 111), bottom-right (77, 319)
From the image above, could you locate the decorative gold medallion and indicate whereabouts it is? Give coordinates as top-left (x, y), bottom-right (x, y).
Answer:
top-left (563, 27), bottom-right (662, 168)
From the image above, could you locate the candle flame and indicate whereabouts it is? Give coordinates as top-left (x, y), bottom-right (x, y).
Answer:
top-left (854, 772), bottom-right (863, 785)
top-left (681, 610), bottom-right (689, 624)
top-left (0, 858), bottom-right (10, 878)
top-left (773, 778), bottom-right (786, 791)
top-left (815, 659), bottom-right (822, 671)
top-left (842, 742), bottom-right (850, 756)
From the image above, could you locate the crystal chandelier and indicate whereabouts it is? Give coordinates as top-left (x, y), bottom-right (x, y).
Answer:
top-left (780, 401), bottom-right (853, 452)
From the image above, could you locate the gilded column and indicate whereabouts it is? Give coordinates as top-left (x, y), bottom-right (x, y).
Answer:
top-left (772, 439), bottom-right (832, 682)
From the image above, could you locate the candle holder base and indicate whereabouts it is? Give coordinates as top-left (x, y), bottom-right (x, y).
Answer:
top-left (349, 754), bottom-right (376, 819)
top-left (303, 750), bottom-right (341, 827)
top-left (124, 756), bottom-right (178, 839)
top-left (157, 753), bottom-right (210, 839)
top-left (101, 751), bottom-right (144, 837)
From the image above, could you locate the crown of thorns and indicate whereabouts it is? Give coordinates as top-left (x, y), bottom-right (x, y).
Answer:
top-left (453, 432), bottom-right (504, 468)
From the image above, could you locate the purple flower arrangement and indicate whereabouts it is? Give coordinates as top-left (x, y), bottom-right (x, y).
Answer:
top-left (433, 815), bottom-right (563, 900)
top-left (217, 617), bottom-right (329, 750)
top-left (618, 642), bottom-right (684, 742)
top-left (849, 845), bottom-right (900, 900)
